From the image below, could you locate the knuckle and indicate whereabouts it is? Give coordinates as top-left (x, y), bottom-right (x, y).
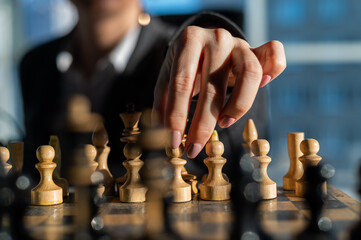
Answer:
top-left (233, 103), bottom-right (252, 116)
top-left (213, 28), bottom-right (232, 45)
top-left (182, 26), bottom-right (201, 45)
top-left (243, 60), bottom-right (263, 79)
top-left (170, 74), bottom-right (194, 94)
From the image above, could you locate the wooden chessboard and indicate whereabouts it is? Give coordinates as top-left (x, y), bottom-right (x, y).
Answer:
top-left (24, 185), bottom-right (360, 240)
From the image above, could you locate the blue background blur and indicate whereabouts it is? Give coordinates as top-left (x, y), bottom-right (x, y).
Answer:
top-left (0, 0), bottom-right (360, 199)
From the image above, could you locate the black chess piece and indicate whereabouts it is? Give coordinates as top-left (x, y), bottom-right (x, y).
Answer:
top-left (349, 164), bottom-right (361, 240)
top-left (297, 164), bottom-right (333, 240)
top-left (0, 172), bottom-right (35, 240)
top-left (229, 154), bottom-right (271, 240)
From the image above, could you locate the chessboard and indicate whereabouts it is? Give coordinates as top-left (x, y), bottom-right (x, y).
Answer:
top-left (23, 185), bottom-right (360, 240)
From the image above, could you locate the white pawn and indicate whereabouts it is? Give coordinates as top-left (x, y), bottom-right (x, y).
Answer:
top-left (200, 130), bottom-right (231, 201)
top-left (0, 146), bottom-right (12, 177)
top-left (166, 143), bottom-right (191, 202)
top-left (251, 139), bottom-right (277, 200)
top-left (119, 142), bottom-right (147, 202)
top-left (31, 145), bottom-right (63, 205)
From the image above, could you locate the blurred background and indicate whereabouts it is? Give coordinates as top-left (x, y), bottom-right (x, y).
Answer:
top-left (0, 0), bottom-right (360, 200)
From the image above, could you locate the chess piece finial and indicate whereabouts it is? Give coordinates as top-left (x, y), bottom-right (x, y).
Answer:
top-left (49, 135), bottom-right (69, 197)
top-left (283, 132), bottom-right (304, 191)
top-left (242, 119), bottom-right (258, 156)
top-left (0, 146), bottom-right (12, 177)
top-left (200, 130), bottom-right (231, 200)
top-left (251, 139), bottom-right (277, 199)
top-left (296, 138), bottom-right (326, 197)
top-left (92, 123), bottom-right (114, 196)
top-left (119, 142), bottom-right (147, 202)
top-left (166, 143), bottom-right (191, 202)
top-left (8, 142), bottom-right (24, 174)
top-left (31, 145), bottom-right (63, 205)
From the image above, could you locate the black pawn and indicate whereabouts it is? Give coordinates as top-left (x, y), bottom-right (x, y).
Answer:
top-left (349, 164), bottom-right (361, 240)
top-left (297, 164), bottom-right (332, 240)
top-left (229, 154), bottom-right (271, 240)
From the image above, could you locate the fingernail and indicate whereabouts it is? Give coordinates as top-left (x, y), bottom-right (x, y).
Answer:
top-left (171, 131), bottom-right (182, 149)
top-left (260, 75), bottom-right (272, 88)
top-left (187, 143), bottom-right (202, 159)
top-left (219, 116), bottom-right (236, 128)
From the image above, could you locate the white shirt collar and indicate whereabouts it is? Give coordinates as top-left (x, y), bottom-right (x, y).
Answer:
top-left (56, 25), bottom-right (141, 74)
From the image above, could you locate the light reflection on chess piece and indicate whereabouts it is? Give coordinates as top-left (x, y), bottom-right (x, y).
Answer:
top-left (283, 132), bottom-right (304, 191)
top-left (31, 145), bottom-right (63, 205)
top-left (166, 143), bottom-right (191, 202)
top-left (251, 139), bottom-right (277, 200)
top-left (296, 139), bottom-right (326, 197)
top-left (200, 130), bottom-right (231, 201)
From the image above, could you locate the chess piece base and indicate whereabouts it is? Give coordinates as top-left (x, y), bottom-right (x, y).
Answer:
top-left (173, 184), bottom-right (191, 202)
top-left (31, 188), bottom-right (63, 205)
top-left (199, 183), bottom-right (231, 201)
top-left (260, 182), bottom-right (277, 200)
top-left (283, 176), bottom-right (296, 191)
top-left (119, 186), bottom-right (147, 202)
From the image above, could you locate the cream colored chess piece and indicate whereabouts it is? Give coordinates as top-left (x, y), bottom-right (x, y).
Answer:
top-left (283, 132), bottom-right (304, 191)
top-left (0, 146), bottom-right (12, 177)
top-left (8, 142), bottom-right (24, 174)
top-left (116, 110), bottom-right (142, 188)
top-left (252, 139), bottom-right (277, 200)
top-left (118, 142), bottom-right (147, 202)
top-left (49, 135), bottom-right (69, 197)
top-left (166, 143), bottom-right (191, 202)
top-left (31, 145), bottom-right (63, 205)
top-left (242, 119), bottom-right (258, 156)
top-left (296, 139), bottom-right (326, 197)
top-left (92, 122), bottom-right (115, 196)
top-left (200, 130), bottom-right (231, 201)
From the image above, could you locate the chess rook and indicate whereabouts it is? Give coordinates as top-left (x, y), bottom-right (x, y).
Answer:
top-left (283, 132), bottom-right (304, 191)
top-left (252, 139), bottom-right (277, 200)
top-left (242, 119), bottom-right (258, 156)
top-left (92, 122), bottom-right (115, 196)
top-left (31, 145), bottom-right (63, 205)
top-left (0, 146), bottom-right (12, 177)
top-left (166, 144), bottom-right (191, 202)
top-left (200, 130), bottom-right (231, 201)
top-left (295, 139), bottom-right (326, 197)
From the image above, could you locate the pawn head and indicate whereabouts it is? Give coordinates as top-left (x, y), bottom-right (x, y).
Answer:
top-left (83, 144), bottom-right (97, 162)
top-left (0, 147), bottom-right (10, 162)
top-left (36, 145), bottom-right (55, 163)
top-left (251, 139), bottom-right (270, 156)
top-left (300, 138), bottom-right (319, 155)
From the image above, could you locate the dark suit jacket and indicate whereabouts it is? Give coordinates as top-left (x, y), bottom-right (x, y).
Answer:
top-left (20, 13), bottom-right (268, 179)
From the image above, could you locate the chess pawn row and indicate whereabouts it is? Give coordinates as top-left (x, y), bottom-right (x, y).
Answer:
top-left (252, 139), bottom-right (277, 200)
top-left (200, 130), bottom-right (231, 201)
top-left (166, 143), bottom-right (191, 203)
top-left (31, 145), bottom-right (63, 205)
top-left (0, 146), bottom-right (12, 177)
top-left (296, 139), bottom-right (327, 197)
